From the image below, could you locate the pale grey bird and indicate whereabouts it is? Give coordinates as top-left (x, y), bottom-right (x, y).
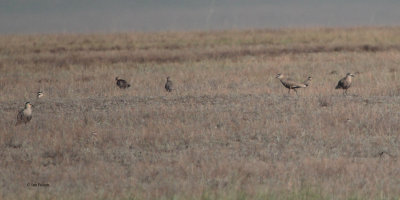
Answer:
top-left (275, 73), bottom-right (309, 94)
top-left (335, 73), bottom-right (355, 95)
top-left (115, 77), bottom-right (130, 89)
top-left (15, 102), bottom-right (33, 126)
top-left (165, 76), bottom-right (173, 92)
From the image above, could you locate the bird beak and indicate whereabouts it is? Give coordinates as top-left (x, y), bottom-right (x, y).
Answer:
top-left (351, 74), bottom-right (355, 77)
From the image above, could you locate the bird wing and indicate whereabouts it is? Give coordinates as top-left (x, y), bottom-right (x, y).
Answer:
top-left (165, 81), bottom-right (173, 91)
top-left (284, 79), bottom-right (307, 88)
top-left (17, 110), bottom-right (23, 121)
top-left (117, 79), bottom-right (130, 88)
top-left (15, 110), bottom-right (24, 125)
top-left (336, 77), bottom-right (349, 89)
top-left (118, 79), bottom-right (126, 85)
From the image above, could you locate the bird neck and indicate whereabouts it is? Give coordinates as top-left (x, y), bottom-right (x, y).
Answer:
top-left (24, 107), bottom-right (32, 115)
top-left (346, 76), bottom-right (352, 82)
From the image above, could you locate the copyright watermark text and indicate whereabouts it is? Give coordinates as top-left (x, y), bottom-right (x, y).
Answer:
top-left (27, 183), bottom-right (49, 187)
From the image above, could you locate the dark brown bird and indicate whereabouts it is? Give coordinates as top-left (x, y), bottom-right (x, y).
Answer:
top-left (165, 76), bottom-right (173, 92)
top-left (15, 102), bottom-right (33, 126)
top-left (335, 73), bottom-right (355, 95)
top-left (275, 73), bottom-right (309, 94)
top-left (115, 77), bottom-right (130, 89)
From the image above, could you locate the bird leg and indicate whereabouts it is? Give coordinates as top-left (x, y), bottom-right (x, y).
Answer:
top-left (288, 88), bottom-right (291, 94)
top-left (294, 88), bottom-right (298, 95)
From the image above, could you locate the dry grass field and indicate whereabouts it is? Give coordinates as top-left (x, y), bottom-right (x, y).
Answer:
top-left (1, 27), bottom-right (400, 199)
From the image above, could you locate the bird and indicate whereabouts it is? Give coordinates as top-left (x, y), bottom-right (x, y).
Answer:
top-left (15, 102), bottom-right (33, 126)
top-left (303, 76), bottom-right (312, 87)
top-left (275, 73), bottom-right (309, 94)
top-left (115, 77), bottom-right (130, 89)
top-left (37, 91), bottom-right (44, 99)
top-left (165, 76), bottom-right (173, 92)
top-left (335, 73), bottom-right (355, 95)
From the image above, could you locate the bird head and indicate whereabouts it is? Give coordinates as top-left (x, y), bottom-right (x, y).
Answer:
top-left (167, 76), bottom-right (170, 80)
top-left (346, 73), bottom-right (355, 77)
top-left (275, 73), bottom-right (283, 79)
top-left (115, 77), bottom-right (119, 81)
top-left (25, 102), bottom-right (33, 109)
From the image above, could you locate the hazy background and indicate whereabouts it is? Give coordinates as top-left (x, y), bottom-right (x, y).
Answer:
top-left (1, 0), bottom-right (400, 34)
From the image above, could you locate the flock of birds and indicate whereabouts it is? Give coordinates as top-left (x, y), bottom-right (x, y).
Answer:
top-left (15, 73), bottom-right (354, 126)
top-left (275, 72), bottom-right (355, 95)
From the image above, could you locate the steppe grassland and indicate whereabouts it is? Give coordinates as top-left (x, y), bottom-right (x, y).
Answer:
top-left (1, 27), bottom-right (400, 199)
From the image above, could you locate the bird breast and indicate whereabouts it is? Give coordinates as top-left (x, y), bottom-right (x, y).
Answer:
top-left (346, 76), bottom-right (352, 83)
top-left (23, 108), bottom-right (32, 116)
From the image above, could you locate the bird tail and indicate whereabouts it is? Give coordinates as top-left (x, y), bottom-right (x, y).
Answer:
top-left (298, 84), bottom-right (307, 88)
top-left (335, 85), bottom-right (340, 89)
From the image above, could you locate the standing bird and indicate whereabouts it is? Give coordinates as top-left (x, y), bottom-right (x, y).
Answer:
top-left (16, 102), bottom-right (33, 126)
top-left (275, 73), bottom-right (309, 94)
top-left (115, 77), bottom-right (130, 89)
top-left (335, 73), bottom-right (355, 95)
top-left (165, 76), bottom-right (173, 92)
top-left (37, 91), bottom-right (44, 99)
